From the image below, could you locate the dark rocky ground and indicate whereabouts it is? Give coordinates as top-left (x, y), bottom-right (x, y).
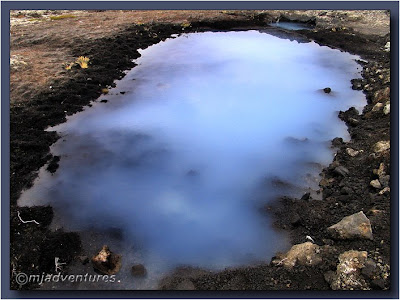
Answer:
top-left (9, 10), bottom-right (394, 293)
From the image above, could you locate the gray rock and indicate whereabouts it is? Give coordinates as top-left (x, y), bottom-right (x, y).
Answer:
top-left (361, 259), bottom-right (377, 279)
top-left (327, 211), bottom-right (373, 240)
top-left (91, 245), bottom-right (122, 275)
top-left (131, 264), bottom-right (147, 277)
top-left (333, 166), bottom-right (349, 177)
top-left (379, 175), bottom-right (390, 188)
top-left (370, 179), bottom-right (382, 189)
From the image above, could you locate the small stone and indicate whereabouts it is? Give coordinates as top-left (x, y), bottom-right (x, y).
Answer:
top-left (361, 259), bottom-right (377, 279)
top-left (91, 245), bottom-right (122, 275)
top-left (383, 103), bottom-right (390, 115)
top-left (373, 163), bottom-right (386, 177)
top-left (346, 148), bottom-right (360, 157)
top-left (370, 179), bottom-right (381, 189)
top-left (371, 278), bottom-right (385, 290)
top-left (333, 166), bottom-right (349, 177)
top-left (373, 87), bottom-right (390, 104)
top-left (373, 141), bottom-right (390, 153)
top-left (384, 41), bottom-right (390, 52)
top-left (100, 99), bottom-right (108, 103)
top-left (348, 118), bottom-right (359, 126)
top-left (131, 264), bottom-right (147, 277)
top-left (322, 238), bottom-right (334, 246)
top-left (379, 175), bottom-right (390, 188)
top-left (328, 211), bottom-right (373, 240)
top-left (372, 102), bottom-right (384, 112)
top-left (379, 187), bottom-right (390, 195)
top-left (323, 87), bottom-right (332, 93)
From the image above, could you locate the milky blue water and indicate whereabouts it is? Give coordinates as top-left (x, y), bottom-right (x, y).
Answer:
top-left (18, 31), bottom-right (366, 289)
top-left (269, 21), bottom-right (314, 31)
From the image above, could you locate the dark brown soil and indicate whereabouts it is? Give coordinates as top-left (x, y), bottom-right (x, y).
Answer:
top-left (9, 10), bottom-right (392, 293)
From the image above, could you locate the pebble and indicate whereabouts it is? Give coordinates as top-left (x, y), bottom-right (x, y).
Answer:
top-left (370, 179), bottom-right (382, 189)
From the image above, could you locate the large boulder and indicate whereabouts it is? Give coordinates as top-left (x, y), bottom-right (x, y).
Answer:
top-left (91, 245), bottom-right (122, 275)
top-left (327, 211), bottom-right (373, 240)
top-left (327, 250), bottom-right (369, 290)
top-left (271, 242), bottom-right (323, 268)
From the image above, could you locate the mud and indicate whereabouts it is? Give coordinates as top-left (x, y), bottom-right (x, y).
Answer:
top-left (9, 10), bottom-right (391, 292)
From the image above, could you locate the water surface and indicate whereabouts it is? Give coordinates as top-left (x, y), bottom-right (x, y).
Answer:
top-left (18, 31), bottom-right (366, 289)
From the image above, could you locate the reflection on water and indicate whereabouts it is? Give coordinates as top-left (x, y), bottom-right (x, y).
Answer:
top-left (18, 31), bottom-right (366, 289)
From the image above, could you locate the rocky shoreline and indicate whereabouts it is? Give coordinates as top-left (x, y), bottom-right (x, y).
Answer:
top-left (10, 10), bottom-right (391, 292)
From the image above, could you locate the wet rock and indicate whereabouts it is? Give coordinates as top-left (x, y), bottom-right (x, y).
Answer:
top-left (383, 103), bottom-right (390, 115)
top-left (176, 279), bottom-right (196, 290)
top-left (271, 242), bottom-right (323, 268)
top-left (346, 148), bottom-right (361, 157)
top-left (131, 264), bottom-right (147, 277)
top-left (333, 166), bottom-right (349, 177)
top-left (301, 192), bottom-right (311, 201)
top-left (327, 211), bottom-right (373, 240)
top-left (323, 87), bottom-right (331, 93)
top-left (330, 250), bottom-right (369, 290)
top-left (370, 179), bottom-right (382, 189)
top-left (373, 141), bottom-right (390, 153)
top-left (91, 245), bottom-right (122, 275)
top-left (100, 99), bottom-right (108, 103)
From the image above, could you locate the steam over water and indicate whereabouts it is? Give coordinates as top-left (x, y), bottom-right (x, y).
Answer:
top-left (19, 31), bottom-right (366, 288)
